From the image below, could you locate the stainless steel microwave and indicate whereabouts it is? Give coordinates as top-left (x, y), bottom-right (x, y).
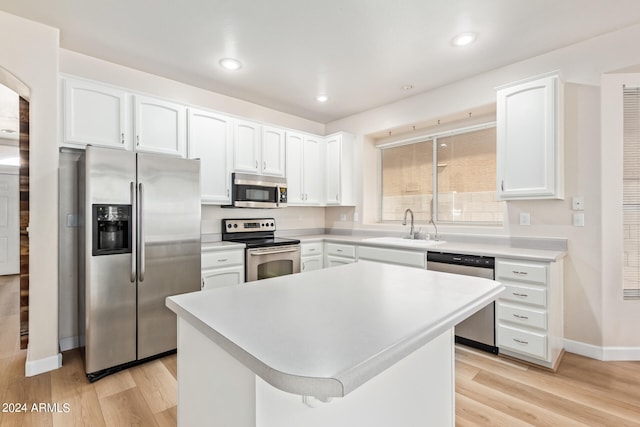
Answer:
top-left (226, 172), bottom-right (288, 208)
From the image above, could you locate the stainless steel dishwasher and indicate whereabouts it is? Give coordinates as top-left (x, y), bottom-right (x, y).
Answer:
top-left (427, 252), bottom-right (498, 354)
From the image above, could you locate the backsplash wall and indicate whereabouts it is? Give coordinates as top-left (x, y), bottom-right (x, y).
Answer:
top-left (202, 205), bottom-right (326, 238)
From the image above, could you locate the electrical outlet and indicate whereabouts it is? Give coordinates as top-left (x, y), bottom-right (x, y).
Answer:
top-left (573, 212), bottom-right (585, 227)
top-left (339, 213), bottom-right (347, 221)
top-left (353, 212), bottom-right (359, 222)
top-left (519, 212), bottom-right (531, 226)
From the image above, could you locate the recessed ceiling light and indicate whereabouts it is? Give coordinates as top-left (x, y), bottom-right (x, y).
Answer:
top-left (316, 95), bottom-right (328, 103)
top-left (219, 58), bottom-right (242, 71)
top-left (451, 32), bottom-right (477, 47)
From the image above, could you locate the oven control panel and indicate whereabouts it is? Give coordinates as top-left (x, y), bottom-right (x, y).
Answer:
top-left (222, 218), bottom-right (276, 233)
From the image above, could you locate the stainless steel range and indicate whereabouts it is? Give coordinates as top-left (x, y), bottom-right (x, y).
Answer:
top-left (222, 218), bottom-right (301, 282)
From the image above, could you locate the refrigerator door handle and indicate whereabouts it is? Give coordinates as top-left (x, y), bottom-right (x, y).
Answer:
top-left (130, 181), bottom-right (137, 282)
top-left (138, 182), bottom-right (145, 282)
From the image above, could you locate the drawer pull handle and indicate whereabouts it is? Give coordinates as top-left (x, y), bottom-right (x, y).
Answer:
top-left (512, 270), bottom-right (528, 276)
top-left (513, 338), bottom-right (529, 345)
top-left (513, 314), bottom-right (529, 320)
top-left (217, 258), bottom-right (228, 262)
top-left (512, 292), bottom-right (529, 298)
top-left (309, 248), bottom-right (316, 252)
top-left (337, 249), bottom-right (343, 252)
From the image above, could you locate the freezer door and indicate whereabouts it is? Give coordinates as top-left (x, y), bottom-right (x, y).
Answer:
top-left (137, 153), bottom-right (201, 359)
top-left (82, 146), bottom-right (137, 374)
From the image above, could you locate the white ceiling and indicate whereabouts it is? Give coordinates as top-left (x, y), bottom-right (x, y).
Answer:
top-left (2, 0), bottom-right (640, 123)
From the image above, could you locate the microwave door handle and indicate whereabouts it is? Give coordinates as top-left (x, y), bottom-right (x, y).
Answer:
top-left (138, 182), bottom-right (145, 282)
top-left (130, 181), bottom-right (137, 282)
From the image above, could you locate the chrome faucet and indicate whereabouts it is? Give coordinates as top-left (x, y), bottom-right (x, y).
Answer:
top-left (402, 208), bottom-right (415, 239)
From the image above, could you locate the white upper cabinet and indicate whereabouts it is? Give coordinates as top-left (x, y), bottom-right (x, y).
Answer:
top-left (286, 132), bottom-right (324, 205)
top-left (303, 135), bottom-right (324, 204)
top-left (496, 73), bottom-right (563, 200)
top-left (134, 95), bottom-right (187, 157)
top-left (233, 119), bottom-right (261, 174)
top-left (261, 126), bottom-right (286, 177)
top-left (62, 77), bottom-right (131, 150)
top-left (233, 120), bottom-right (286, 177)
top-left (325, 132), bottom-right (355, 205)
top-left (188, 108), bottom-right (233, 204)
top-left (286, 132), bottom-right (304, 204)
top-left (61, 76), bottom-right (188, 157)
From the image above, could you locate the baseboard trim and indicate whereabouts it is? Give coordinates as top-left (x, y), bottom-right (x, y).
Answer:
top-left (59, 336), bottom-right (79, 352)
top-left (25, 350), bottom-right (62, 377)
top-left (563, 339), bottom-right (640, 361)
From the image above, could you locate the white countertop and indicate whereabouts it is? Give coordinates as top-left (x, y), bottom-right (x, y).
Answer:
top-left (297, 234), bottom-right (565, 262)
top-left (166, 262), bottom-right (504, 399)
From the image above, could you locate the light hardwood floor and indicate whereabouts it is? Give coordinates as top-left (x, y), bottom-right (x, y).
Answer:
top-left (1, 276), bottom-right (640, 426)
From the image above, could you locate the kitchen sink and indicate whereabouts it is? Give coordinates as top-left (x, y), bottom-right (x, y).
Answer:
top-left (362, 237), bottom-right (443, 248)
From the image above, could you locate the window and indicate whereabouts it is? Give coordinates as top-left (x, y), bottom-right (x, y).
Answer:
top-left (380, 124), bottom-right (504, 224)
top-left (623, 85), bottom-right (640, 299)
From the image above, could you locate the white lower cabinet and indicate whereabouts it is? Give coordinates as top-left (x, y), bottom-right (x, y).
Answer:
top-left (324, 242), bottom-right (357, 267)
top-left (201, 244), bottom-right (245, 291)
top-left (495, 258), bottom-right (563, 369)
top-left (358, 246), bottom-right (426, 268)
top-left (301, 242), bottom-right (323, 272)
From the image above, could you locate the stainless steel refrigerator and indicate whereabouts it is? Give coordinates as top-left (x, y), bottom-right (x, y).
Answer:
top-left (79, 145), bottom-right (201, 381)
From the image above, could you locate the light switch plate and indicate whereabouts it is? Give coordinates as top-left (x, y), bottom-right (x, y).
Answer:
top-left (573, 212), bottom-right (585, 227)
top-left (572, 196), bottom-right (584, 211)
top-left (519, 212), bottom-right (531, 226)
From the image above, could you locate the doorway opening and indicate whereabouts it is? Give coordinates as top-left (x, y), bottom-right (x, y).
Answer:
top-left (0, 68), bottom-right (30, 351)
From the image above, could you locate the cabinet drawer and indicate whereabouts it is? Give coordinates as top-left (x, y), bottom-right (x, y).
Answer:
top-left (498, 302), bottom-right (547, 330)
top-left (358, 246), bottom-right (425, 268)
top-left (302, 242), bottom-right (323, 256)
top-left (202, 249), bottom-right (244, 269)
top-left (496, 260), bottom-right (547, 285)
top-left (498, 324), bottom-right (547, 360)
top-left (501, 283), bottom-right (547, 308)
top-left (326, 243), bottom-right (356, 258)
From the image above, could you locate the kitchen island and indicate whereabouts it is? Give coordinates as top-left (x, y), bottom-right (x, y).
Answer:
top-left (166, 262), bottom-right (504, 427)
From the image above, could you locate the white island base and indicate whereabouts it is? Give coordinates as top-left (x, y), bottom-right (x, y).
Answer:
top-left (177, 317), bottom-right (454, 427)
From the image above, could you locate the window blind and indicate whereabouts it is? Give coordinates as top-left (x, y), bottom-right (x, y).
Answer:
top-left (623, 85), bottom-right (640, 299)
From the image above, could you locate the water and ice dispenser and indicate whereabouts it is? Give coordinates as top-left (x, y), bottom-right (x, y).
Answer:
top-left (92, 204), bottom-right (132, 255)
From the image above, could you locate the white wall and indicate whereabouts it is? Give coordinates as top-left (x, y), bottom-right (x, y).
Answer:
top-left (0, 11), bottom-right (61, 373)
top-left (325, 24), bottom-right (640, 351)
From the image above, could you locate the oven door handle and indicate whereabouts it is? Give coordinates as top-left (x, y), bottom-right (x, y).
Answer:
top-left (249, 247), bottom-right (300, 256)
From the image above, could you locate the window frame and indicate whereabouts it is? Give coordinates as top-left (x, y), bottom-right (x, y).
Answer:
top-left (377, 121), bottom-right (501, 226)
